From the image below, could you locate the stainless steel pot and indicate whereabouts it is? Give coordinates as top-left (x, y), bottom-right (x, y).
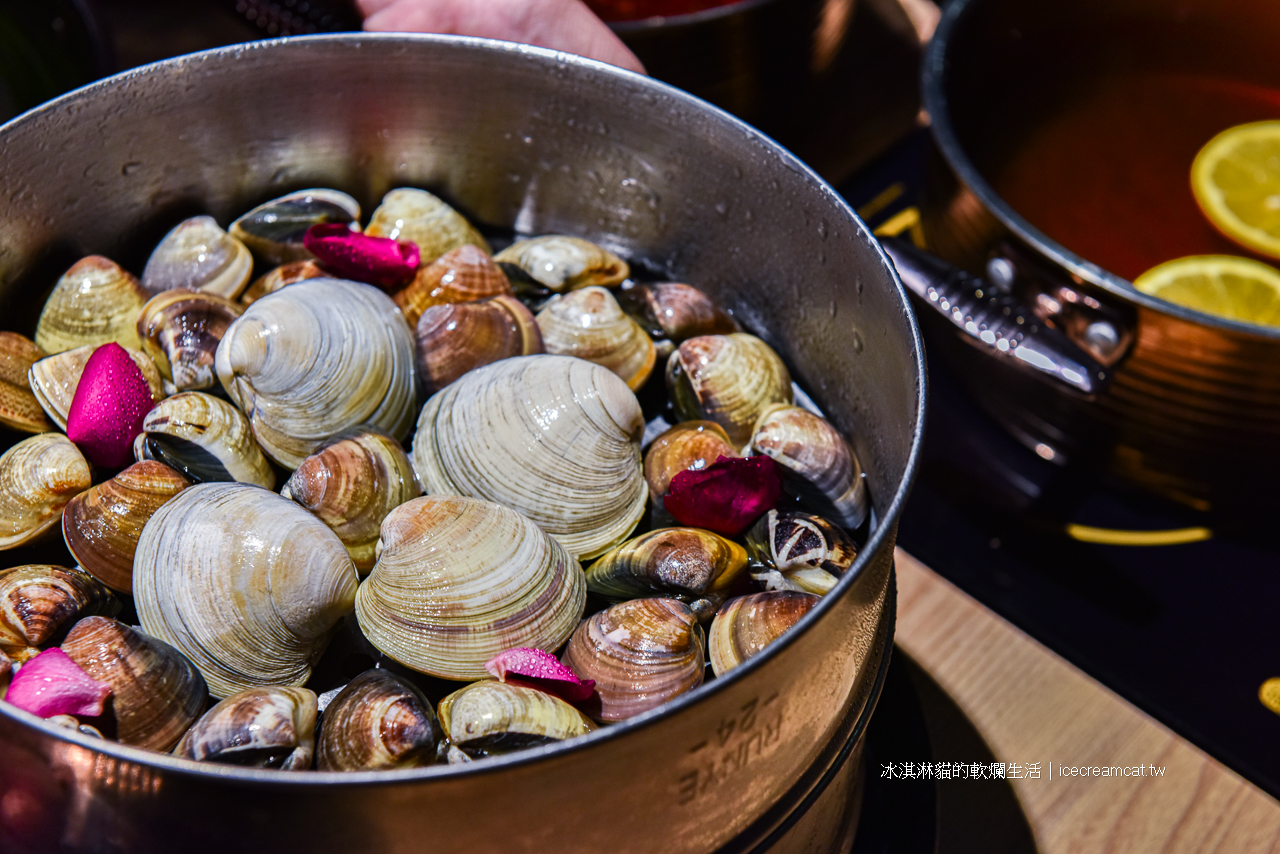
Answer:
top-left (0, 35), bottom-right (924, 854)
top-left (886, 0), bottom-right (1280, 511)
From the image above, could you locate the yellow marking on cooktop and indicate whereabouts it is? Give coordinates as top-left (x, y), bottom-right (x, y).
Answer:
top-left (1064, 524), bottom-right (1213, 546)
top-left (1259, 678), bottom-right (1280, 717)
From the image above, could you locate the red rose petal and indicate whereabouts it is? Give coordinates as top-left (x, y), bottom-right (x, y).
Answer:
top-left (65, 343), bottom-right (154, 468)
top-left (663, 454), bottom-right (783, 537)
top-left (303, 222), bottom-right (420, 290)
top-left (485, 647), bottom-right (596, 703)
top-left (4, 649), bottom-right (111, 719)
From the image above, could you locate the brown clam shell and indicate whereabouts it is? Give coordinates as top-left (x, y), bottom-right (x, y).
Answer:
top-left (174, 686), bottom-right (317, 770)
top-left (708, 591), bottom-right (820, 677)
top-left (744, 510), bottom-right (858, 597)
top-left (137, 289), bottom-right (243, 392)
top-left (643, 420), bottom-right (738, 504)
top-left (750, 404), bottom-right (869, 530)
top-left (27, 344), bottom-right (165, 431)
top-left (34, 256), bottom-right (148, 354)
top-left (0, 433), bottom-right (92, 550)
top-left (280, 428), bottom-right (421, 574)
top-left (62, 616), bottom-right (209, 752)
top-left (0, 565), bottom-right (119, 658)
top-left (560, 598), bottom-right (704, 722)
top-left (536, 287), bottom-right (656, 391)
top-left (393, 244), bottom-right (513, 329)
top-left (0, 333), bottom-right (51, 433)
top-left (666, 333), bottom-right (793, 448)
top-left (62, 461), bottom-right (191, 593)
top-left (415, 294), bottom-right (543, 394)
top-left (240, 259), bottom-right (326, 306)
top-left (617, 282), bottom-right (739, 344)
top-left (316, 669), bottom-right (440, 771)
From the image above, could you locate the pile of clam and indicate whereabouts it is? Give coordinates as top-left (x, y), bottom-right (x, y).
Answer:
top-left (0, 186), bottom-right (871, 771)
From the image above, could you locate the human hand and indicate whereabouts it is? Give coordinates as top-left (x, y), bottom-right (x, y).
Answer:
top-left (357, 0), bottom-right (646, 75)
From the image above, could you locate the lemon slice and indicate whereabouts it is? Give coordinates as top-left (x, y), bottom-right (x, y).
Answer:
top-left (1133, 255), bottom-right (1280, 326)
top-left (1191, 121), bottom-right (1280, 258)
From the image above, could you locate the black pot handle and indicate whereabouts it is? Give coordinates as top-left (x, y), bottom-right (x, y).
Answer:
top-left (881, 237), bottom-right (1111, 397)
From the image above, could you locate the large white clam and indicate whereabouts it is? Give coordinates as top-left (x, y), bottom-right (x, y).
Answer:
top-left (214, 278), bottom-right (416, 469)
top-left (133, 482), bottom-right (359, 698)
top-left (411, 354), bottom-right (647, 560)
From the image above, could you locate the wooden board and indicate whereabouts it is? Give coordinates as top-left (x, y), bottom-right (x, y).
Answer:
top-left (894, 548), bottom-right (1280, 852)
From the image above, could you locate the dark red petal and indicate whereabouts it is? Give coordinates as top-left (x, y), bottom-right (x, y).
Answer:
top-left (65, 343), bottom-right (153, 468)
top-left (663, 454), bottom-right (783, 537)
top-left (485, 647), bottom-right (597, 703)
top-left (303, 222), bottom-right (420, 291)
top-left (4, 649), bottom-right (111, 718)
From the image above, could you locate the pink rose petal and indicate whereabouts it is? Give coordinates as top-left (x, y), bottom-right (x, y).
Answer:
top-left (4, 649), bottom-right (111, 719)
top-left (485, 647), bottom-right (596, 703)
top-left (66, 343), bottom-right (154, 468)
top-left (303, 222), bottom-right (420, 290)
top-left (663, 454), bottom-right (783, 537)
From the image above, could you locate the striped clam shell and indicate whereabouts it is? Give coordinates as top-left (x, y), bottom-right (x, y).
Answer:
top-left (749, 403), bottom-right (869, 530)
top-left (494, 235), bottom-right (628, 293)
top-left (141, 216), bottom-right (253, 299)
top-left (394, 244), bottom-right (512, 330)
top-left (437, 680), bottom-right (596, 762)
top-left (62, 461), bottom-right (191, 594)
top-left (364, 187), bottom-right (490, 264)
top-left (174, 686), bottom-right (317, 770)
top-left (415, 295), bottom-right (543, 396)
top-left (0, 565), bottom-right (118, 658)
top-left (355, 495), bottom-right (586, 681)
top-left (561, 598), bottom-right (705, 722)
top-left (0, 433), bottom-right (91, 550)
top-left (215, 278), bottom-right (417, 469)
top-left (0, 333), bottom-right (51, 434)
top-left (666, 333), bottom-right (793, 449)
top-left (230, 188), bottom-right (360, 266)
top-left (708, 591), bottom-right (820, 677)
top-left (34, 256), bottom-right (148, 355)
top-left (240, 259), bottom-right (326, 306)
top-left (138, 392), bottom-right (274, 490)
top-left (316, 669), bottom-right (440, 771)
top-left (744, 510), bottom-right (858, 597)
top-left (642, 420), bottom-right (738, 504)
top-left (280, 427), bottom-right (421, 574)
top-left (134, 483), bottom-right (359, 698)
top-left (536, 287), bottom-right (656, 391)
top-left (137, 289), bottom-right (243, 392)
top-left (411, 354), bottom-right (646, 560)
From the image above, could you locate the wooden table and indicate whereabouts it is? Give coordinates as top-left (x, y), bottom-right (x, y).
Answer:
top-left (894, 549), bottom-right (1280, 852)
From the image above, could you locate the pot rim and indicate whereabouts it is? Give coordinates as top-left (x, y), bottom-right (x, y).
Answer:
top-left (0, 31), bottom-right (926, 787)
top-left (923, 0), bottom-right (1280, 342)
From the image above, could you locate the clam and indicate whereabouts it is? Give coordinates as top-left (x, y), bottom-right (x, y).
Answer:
top-left (643, 420), bottom-right (738, 505)
top-left (240, 259), bottom-right (326, 306)
top-left (316, 669), bottom-right (440, 771)
top-left (141, 216), bottom-right (253, 299)
top-left (355, 495), bottom-right (586, 681)
top-left (27, 344), bottom-right (164, 431)
top-left (33, 256), bottom-right (148, 354)
top-left (47, 715), bottom-right (103, 738)
top-left (585, 528), bottom-right (748, 621)
top-left (137, 392), bottom-right (275, 489)
top-left (616, 282), bottom-right (739, 358)
top-left (561, 598), bottom-right (705, 722)
top-left (0, 433), bottom-right (92, 550)
top-left (494, 236), bottom-right (628, 293)
top-left (280, 427), bottom-right (421, 574)
top-left (708, 591), bottom-right (820, 677)
top-left (61, 617), bottom-right (208, 752)
top-left (412, 355), bottom-right (646, 560)
top-left (137, 289), bottom-right (243, 392)
top-left (394, 244), bottom-right (513, 329)
top-left (745, 511), bottom-right (858, 596)
top-left (666, 333), bottom-right (793, 449)
top-left (536, 287), bottom-right (656, 391)
top-left (0, 333), bottom-right (52, 434)
top-left (134, 482), bottom-right (359, 697)
top-left (62, 461), bottom-right (190, 594)
top-left (0, 650), bottom-right (11, 699)
top-left (174, 686), bottom-right (317, 770)
top-left (364, 188), bottom-right (490, 264)
top-left (749, 404), bottom-right (869, 530)
top-left (415, 295), bottom-right (543, 395)
top-left (0, 565), bottom-right (119, 660)
top-left (437, 680), bottom-right (596, 762)
top-left (215, 278), bottom-right (417, 469)
top-left (230, 188), bottom-right (360, 265)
